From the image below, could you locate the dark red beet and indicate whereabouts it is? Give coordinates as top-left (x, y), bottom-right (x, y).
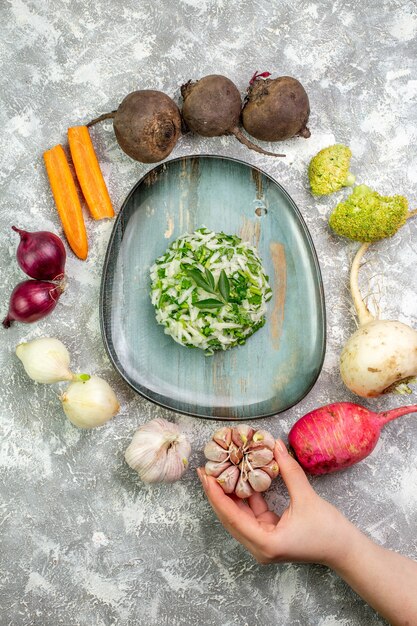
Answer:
top-left (87, 90), bottom-right (182, 163)
top-left (181, 74), bottom-right (285, 157)
top-left (242, 75), bottom-right (311, 141)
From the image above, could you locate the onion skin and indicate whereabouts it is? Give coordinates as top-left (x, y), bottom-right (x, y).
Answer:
top-left (61, 375), bottom-right (119, 428)
top-left (340, 320), bottom-right (417, 397)
top-left (12, 226), bottom-right (66, 281)
top-left (3, 280), bottom-right (64, 328)
top-left (288, 402), bottom-right (417, 475)
top-left (16, 337), bottom-right (74, 383)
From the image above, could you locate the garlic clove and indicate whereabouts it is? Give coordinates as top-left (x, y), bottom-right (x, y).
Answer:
top-left (204, 440), bottom-right (229, 463)
top-left (213, 427), bottom-right (232, 450)
top-left (235, 474), bottom-right (254, 499)
top-left (249, 430), bottom-right (276, 451)
top-left (205, 460), bottom-right (232, 477)
top-left (217, 466), bottom-right (239, 494)
top-left (246, 448), bottom-right (274, 468)
top-left (232, 425), bottom-right (255, 448)
top-left (261, 460), bottom-right (280, 479)
top-left (248, 469), bottom-right (272, 492)
top-left (61, 375), bottom-right (119, 428)
top-left (125, 418), bottom-right (191, 483)
top-left (228, 441), bottom-right (244, 465)
top-left (238, 458), bottom-right (248, 479)
top-left (16, 337), bottom-right (75, 384)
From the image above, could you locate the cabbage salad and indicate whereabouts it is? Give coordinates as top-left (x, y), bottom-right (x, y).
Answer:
top-left (150, 228), bottom-right (272, 355)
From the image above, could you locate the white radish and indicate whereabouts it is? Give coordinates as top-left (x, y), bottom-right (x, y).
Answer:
top-left (340, 242), bottom-right (417, 397)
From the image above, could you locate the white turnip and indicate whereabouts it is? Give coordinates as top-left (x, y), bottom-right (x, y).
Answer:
top-left (340, 242), bottom-right (417, 397)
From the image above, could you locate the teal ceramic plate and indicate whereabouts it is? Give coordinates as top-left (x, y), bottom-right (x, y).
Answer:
top-left (100, 155), bottom-right (325, 420)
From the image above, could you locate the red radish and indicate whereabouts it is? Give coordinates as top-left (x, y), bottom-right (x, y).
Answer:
top-left (288, 402), bottom-right (417, 475)
top-left (12, 226), bottom-right (66, 281)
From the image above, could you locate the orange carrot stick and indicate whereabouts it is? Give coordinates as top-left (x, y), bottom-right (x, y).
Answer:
top-left (68, 125), bottom-right (114, 220)
top-left (43, 144), bottom-right (88, 260)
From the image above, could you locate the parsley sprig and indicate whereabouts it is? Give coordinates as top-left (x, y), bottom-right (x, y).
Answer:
top-left (186, 267), bottom-right (231, 309)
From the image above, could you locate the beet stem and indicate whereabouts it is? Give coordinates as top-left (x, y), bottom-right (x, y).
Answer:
top-left (249, 71), bottom-right (271, 85)
top-left (378, 405), bottom-right (417, 425)
top-left (350, 242), bottom-right (374, 326)
top-left (86, 111), bottom-right (117, 128)
top-left (231, 127), bottom-right (285, 158)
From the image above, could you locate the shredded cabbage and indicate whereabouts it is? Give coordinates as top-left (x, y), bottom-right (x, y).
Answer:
top-left (150, 228), bottom-right (272, 355)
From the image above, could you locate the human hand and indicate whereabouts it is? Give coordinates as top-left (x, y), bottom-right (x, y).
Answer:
top-left (197, 439), bottom-right (356, 566)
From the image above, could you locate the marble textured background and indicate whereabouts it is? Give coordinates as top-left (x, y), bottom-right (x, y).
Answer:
top-left (1, 0), bottom-right (416, 624)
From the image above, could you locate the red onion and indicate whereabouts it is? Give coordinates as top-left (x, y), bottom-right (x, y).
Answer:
top-left (12, 226), bottom-right (66, 281)
top-left (3, 280), bottom-right (64, 328)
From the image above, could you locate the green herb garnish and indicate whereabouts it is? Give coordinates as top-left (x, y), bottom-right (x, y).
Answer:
top-left (186, 267), bottom-right (231, 306)
top-left (150, 228), bottom-right (273, 355)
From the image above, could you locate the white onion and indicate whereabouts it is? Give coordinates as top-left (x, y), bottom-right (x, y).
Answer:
top-left (16, 337), bottom-right (74, 384)
top-left (61, 375), bottom-right (120, 428)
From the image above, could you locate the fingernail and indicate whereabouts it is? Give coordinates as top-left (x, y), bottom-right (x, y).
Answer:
top-left (197, 468), bottom-right (209, 492)
top-left (275, 439), bottom-right (288, 455)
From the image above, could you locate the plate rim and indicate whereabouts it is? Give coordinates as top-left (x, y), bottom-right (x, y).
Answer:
top-left (99, 153), bottom-right (327, 421)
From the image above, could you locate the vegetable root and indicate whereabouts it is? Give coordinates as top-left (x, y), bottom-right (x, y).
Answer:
top-left (242, 74), bottom-right (310, 141)
top-left (289, 402), bottom-right (417, 474)
top-left (181, 74), bottom-right (285, 157)
top-left (68, 126), bottom-right (114, 220)
top-left (341, 224), bottom-right (417, 396)
top-left (43, 145), bottom-right (88, 260)
top-left (87, 90), bottom-right (182, 163)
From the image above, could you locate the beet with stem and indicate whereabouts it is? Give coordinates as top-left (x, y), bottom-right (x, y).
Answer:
top-left (242, 74), bottom-right (311, 142)
top-left (88, 90), bottom-right (182, 163)
top-left (181, 74), bottom-right (285, 157)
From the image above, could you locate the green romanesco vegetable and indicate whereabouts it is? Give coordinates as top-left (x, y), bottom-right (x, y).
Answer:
top-left (308, 144), bottom-right (355, 195)
top-left (329, 184), bottom-right (409, 242)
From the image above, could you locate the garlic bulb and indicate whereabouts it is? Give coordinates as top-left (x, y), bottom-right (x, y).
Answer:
top-left (125, 418), bottom-right (191, 483)
top-left (61, 375), bottom-right (120, 428)
top-left (16, 337), bottom-right (75, 384)
top-left (204, 425), bottom-right (279, 498)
